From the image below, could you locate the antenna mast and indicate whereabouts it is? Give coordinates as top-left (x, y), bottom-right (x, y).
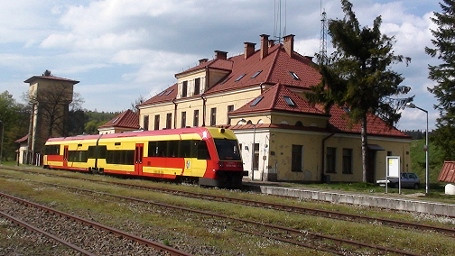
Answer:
top-left (273, 0), bottom-right (286, 43)
top-left (319, 1), bottom-right (328, 64)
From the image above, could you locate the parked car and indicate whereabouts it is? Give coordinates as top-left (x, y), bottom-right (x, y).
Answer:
top-left (376, 172), bottom-right (420, 189)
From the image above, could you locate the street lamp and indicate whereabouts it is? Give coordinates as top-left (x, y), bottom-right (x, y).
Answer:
top-left (0, 120), bottom-right (3, 165)
top-left (406, 102), bottom-right (429, 194)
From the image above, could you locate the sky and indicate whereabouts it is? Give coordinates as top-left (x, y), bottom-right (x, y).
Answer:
top-left (0, 0), bottom-right (442, 131)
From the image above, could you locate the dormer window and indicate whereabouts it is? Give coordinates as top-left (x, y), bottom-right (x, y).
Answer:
top-left (289, 71), bottom-right (300, 80)
top-left (284, 96), bottom-right (296, 107)
top-left (182, 81), bottom-right (188, 97)
top-left (194, 78), bottom-right (201, 95)
top-left (235, 74), bottom-right (246, 82)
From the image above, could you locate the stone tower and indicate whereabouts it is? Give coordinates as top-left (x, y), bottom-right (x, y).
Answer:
top-left (23, 70), bottom-right (79, 164)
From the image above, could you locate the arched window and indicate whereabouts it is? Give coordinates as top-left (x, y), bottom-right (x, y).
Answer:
top-left (295, 121), bottom-right (303, 127)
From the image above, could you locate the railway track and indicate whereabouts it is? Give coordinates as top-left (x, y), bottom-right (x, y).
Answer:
top-left (9, 167), bottom-right (453, 237)
top-left (6, 177), bottom-right (423, 256)
top-left (0, 191), bottom-right (192, 256)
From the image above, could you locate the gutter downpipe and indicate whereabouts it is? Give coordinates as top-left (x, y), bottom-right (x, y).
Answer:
top-left (172, 99), bottom-right (177, 129)
top-left (201, 95), bottom-right (207, 127)
top-left (321, 132), bottom-right (335, 183)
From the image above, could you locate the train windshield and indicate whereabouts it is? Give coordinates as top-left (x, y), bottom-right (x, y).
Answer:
top-left (214, 139), bottom-right (241, 160)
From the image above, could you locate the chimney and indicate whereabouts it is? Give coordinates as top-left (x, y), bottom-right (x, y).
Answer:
top-left (283, 34), bottom-right (295, 57)
top-left (260, 34), bottom-right (269, 59)
top-left (215, 50), bottom-right (228, 60)
top-left (199, 58), bottom-right (208, 65)
top-left (244, 42), bottom-right (256, 59)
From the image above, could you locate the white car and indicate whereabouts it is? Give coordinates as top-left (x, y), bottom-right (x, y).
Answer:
top-left (377, 173), bottom-right (420, 189)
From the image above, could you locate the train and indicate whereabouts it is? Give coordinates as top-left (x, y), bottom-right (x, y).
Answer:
top-left (43, 127), bottom-right (245, 188)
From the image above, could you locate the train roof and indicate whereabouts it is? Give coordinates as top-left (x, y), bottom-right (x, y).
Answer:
top-left (46, 127), bottom-right (232, 142)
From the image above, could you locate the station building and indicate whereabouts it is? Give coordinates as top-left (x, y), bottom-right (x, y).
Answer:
top-left (137, 34), bottom-right (411, 183)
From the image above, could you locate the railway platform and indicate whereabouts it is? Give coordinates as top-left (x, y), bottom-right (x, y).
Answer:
top-left (243, 180), bottom-right (455, 217)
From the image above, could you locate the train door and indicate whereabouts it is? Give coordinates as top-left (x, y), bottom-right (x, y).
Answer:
top-left (63, 146), bottom-right (69, 167)
top-left (134, 143), bottom-right (144, 176)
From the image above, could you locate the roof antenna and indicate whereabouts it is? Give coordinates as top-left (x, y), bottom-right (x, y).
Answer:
top-left (319, 0), bottom-right (328, 64)
top-left (273, 0), bottom-right (286, 43)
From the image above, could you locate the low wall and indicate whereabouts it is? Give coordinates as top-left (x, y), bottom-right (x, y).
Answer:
top-left (257, 185), bottom-right (455, 217)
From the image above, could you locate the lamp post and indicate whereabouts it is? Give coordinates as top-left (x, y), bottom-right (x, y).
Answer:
top-left (406, 103), bottom-right (429, 194)
top-left (0, 120), bottom-right (3, 165)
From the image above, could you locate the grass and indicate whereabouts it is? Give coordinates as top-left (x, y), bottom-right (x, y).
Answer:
top-left (1, 168), bottom-right (455, 255)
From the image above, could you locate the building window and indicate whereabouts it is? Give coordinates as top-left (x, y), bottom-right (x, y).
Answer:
top-left (193, 109), bottom-right (199, 127)
top-left (291, 145), bottom-right (303, 172)
top-left (166, 113), bottom-right (172, 129)
top-left (154, 114), bottom-right (160, 130)
top-left (253, 143), bottom-right (259, 171)
top-left (227, 105), bottom-right (234, 124)
top-left (289, 71), bottom-right (300, 80)
top-left (143, 115), bottom-right (149, 131)
top-left (181, 111), bottom-right (186, 128)
top-left (283, 96), bottom-right (296, 107)
top-left (182, 81), bottom-right (188, 97)
top-left (210, 107), bottom-right (216, 126)
top-left (326, 147), bottom-right (336, 173)
top-left (250, 96), bottom-right (263, 107)
top-left (342, 148), bottom-right (353, 174)
top-left (194, 78), bottom-right (201, 95)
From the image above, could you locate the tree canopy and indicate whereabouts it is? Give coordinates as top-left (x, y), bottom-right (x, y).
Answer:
top-left (426, 0), bottom-right (455, 160)
top-left (308, 0), bottom-right (412, 182)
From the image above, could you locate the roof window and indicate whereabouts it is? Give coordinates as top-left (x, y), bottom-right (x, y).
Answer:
top-left (250, 96), bottom-right (263, 107)
top-left (289, 71), bottom-right (300, 80)
top-left (157, 90), bottom-right (166, 97)
top-left (235, 74), bottom-right (246, 82)
top-left (284, 96), bottom-right (296, 107)
top-left (165, 89), bottom-right (174, 96)
top-left (251, 70), bottom-right (262, 78)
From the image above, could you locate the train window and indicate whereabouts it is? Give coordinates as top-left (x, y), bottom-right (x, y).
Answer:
top-left (214, 139), bottom-right (241, 160)
top-left (157, 141), bottom-right (168, 157)
top-left (197, 141), bottom-right (210, 160)
top-left (168, 140), bottom-right (179, 157)
top-left (106, 150), bottom-right (134, 165)
top-left (88, 145), bottom-right (107, 158)
top-left (68, 151), bottom-right (88, 162)
top-left (148, 141), bottom-right (158, 157)
top-left (44, 145), bottom-right (60, 155)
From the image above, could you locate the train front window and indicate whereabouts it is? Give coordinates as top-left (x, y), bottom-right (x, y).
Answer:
top-left (214, 139), bottom-right (241, 160)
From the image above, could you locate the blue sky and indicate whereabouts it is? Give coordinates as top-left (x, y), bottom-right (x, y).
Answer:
top-left (0, 0), bottom-right (441, 130)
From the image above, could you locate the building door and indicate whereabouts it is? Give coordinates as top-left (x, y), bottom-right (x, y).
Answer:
top-left (134, 143), bottom-right (144, 176)
top-left (367, 150), bottom-right (377, 183)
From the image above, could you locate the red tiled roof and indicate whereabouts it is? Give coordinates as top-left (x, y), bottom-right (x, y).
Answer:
top-left (439, 161), bottom-right (455, 183)
top-left (140, 83), bottom-right (178, 106)
top-left (328, 106), bottom-right (410, 138)
top-left (230, 83), bottom-right (326, 116)
top-left (175, 58), bottom-right (233, 77)
top-left (98, 109), bottom-right (140, 129)
top-left (24, 74), bottom-right (79, 84)
top-left (204, 44), bottom-right (321, 95)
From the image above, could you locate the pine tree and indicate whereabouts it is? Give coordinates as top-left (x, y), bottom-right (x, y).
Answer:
top-left (308, 0), bottom-right (412, 182)
top-left (426, 0), bottom-right (455, 160)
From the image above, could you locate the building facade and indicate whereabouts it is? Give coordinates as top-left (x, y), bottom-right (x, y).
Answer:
top-left (138, 34), bottom-right (411, 183)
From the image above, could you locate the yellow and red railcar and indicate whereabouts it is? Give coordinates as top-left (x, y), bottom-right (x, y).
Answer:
top-left (43, 127), bottom-right (245, 187)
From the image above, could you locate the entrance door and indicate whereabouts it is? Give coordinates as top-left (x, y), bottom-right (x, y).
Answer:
top-left (367, 150), bottom-right (377, 183)
top-left (134, 143), bottom-right (144, 176)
